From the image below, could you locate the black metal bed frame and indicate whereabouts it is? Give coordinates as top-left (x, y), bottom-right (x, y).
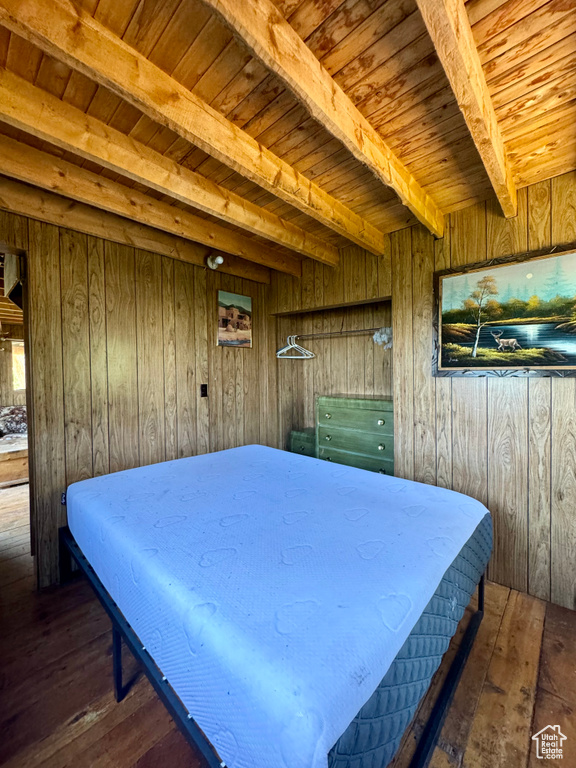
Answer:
top-left (58, 526), bottom-right (224, 768)
top-left (408, 574), bottom-right (485, 767)
top-left (59, 525), bottom-right (485, 768)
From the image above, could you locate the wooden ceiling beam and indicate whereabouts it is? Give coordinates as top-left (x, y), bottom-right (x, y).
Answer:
top-left (0, 0), bottom-right (387, 256)
top-left (200, 0), bottom-right (445, 239)
top-left (0, 68), bottom-right (337, 267)
top-left (416, 0), bottom-right (518, 218)
top-left (0, 176), bottom-right (271, 284)
top-left (0, 134), bottom-right (302, 276)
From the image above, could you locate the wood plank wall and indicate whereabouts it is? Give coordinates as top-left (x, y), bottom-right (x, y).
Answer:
top-left (0, 323), bottom-right (25, 406)
top-left (272, 172), bottom-right (576, 610)
top-left (3, 171), bottom-right (576, 606)
top-left (0, 209), bottom-right (278, 588)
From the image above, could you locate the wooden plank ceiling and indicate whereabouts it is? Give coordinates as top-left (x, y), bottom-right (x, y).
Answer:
top-left (0, 0), bottom-right (574, 278)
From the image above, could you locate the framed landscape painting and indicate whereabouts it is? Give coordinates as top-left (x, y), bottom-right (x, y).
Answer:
top-left (436, 248), bottom-right (576, 374)
top-left (217, 290), bottom-right (252, 348)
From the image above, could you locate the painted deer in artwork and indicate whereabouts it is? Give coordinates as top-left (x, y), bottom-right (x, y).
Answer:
top-left (490, 330), bottom-right (522, 351)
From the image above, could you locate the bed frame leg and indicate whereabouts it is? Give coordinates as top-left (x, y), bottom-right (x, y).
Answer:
top-left (58, 526), bottom-right (74, 584)
top-left (408, 573), bottom-right (486, 768)
top-left (478, 573), bottom-right (485, 613)
top-left (113, 625), bottom-right (125, 703)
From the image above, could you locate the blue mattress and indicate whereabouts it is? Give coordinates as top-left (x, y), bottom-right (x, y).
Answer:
top-left (67, 446), bottom-right (492, 768)
top-left (329, 512), bottom-right (492, 767)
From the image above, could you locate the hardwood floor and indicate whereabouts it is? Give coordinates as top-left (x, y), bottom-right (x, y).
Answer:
top-left (1, 487), bottom-right (575, 768)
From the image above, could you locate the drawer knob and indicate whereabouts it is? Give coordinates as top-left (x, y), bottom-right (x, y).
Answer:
top-left (325, 435), bottom-right (332, 441)
top-left (325, 456), bottom-right (332, 462)
top-left (299, 445), bottom-right (305, 451)
top-left (377, 419), bottom-right (385, 426)
top-left (325, 413), bottom-right (332, 419)
top-left (378, 469), bottom-right (386, 474)
top-left (378, 444), bottom-right (385, 451)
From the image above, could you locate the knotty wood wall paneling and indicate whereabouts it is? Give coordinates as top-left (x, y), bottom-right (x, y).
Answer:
top-left (434, 224), bottom-right (452, 490)
top-left (135, 250), bottom-right (165, 467)
top-left (220, 274), bottom-right (240, 451)
top-left (486, 191), bottom-right (529, 593)
top-left (105, 242), bottom-right (140, 474)
top-left (206, 269), bottom-right (223, 453)
top-left (450, 203), bottom-right (489, 508)
top-left (550, 172), bottom-right (576, 609)
top-left (271, 242), bottom-right (392, 314)
top-left (87, 236), bottom-right (110, 477)
top-left (161, 256), bottom-right (178, 463)
top-left (27, 219), bottom-right (66, 586)
top-left (195, 268), bottom-right (210, 456)
top-left (0, 209), bottom-right (278, 587)
top-left (527, 180), bottom-right (552, 602)
top-left (411, 226), bottom-right (436, 487)
top-left (174, 259), bottom-right (197, 459)
top-left (60, 229), bottom-right (93, 486)
top-left (392, 228), bottom-right (414, 481)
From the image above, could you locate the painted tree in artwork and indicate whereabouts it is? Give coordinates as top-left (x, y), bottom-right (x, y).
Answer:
top-left (543, 256), bottom-right (572, 300)
top-left (464, 275), bottom-right (500, 357)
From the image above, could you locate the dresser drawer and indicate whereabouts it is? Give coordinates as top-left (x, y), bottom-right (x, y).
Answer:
top-left (289, 429), bottom-right (316, 457)
top-left (317, 426), bottom-right (393, 460)
top-left (317, 405), bottom-right (393, 433)
top-left (318, 446), bottom-right (394, 475)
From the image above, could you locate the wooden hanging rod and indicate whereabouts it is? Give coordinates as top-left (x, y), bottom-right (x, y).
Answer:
top-left (294, 327), bottom-right (384, 341)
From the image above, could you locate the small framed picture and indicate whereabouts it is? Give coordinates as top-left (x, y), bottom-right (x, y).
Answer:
top-left (217, 291), bottom-right (252, 348)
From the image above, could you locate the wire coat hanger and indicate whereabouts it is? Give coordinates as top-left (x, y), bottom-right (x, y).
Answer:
top-left (276, 335), bottom-right (315, 359)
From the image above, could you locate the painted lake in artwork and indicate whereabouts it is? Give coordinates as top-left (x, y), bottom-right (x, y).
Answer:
top-left (456, 323), bottom-right (576, 365)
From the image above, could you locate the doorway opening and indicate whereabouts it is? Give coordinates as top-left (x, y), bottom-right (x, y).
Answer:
top-left (0, 255), bottom-right (28, 494)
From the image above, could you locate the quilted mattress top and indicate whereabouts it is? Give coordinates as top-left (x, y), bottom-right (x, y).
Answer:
top-left (67, 445), bottom-right (489, 768)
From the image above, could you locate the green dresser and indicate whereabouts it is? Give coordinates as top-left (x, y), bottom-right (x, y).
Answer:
top-left (316, 395), bottom-right (394, 475)
top-left (289, 427), bottom-right (316, 458)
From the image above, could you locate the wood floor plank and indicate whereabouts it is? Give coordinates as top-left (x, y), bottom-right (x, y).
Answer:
top-left (0, 528), bottom-right (30, 550)
top-left (132, 727), bottom-right (202, 768)
top-left (461, 590), bottom-right (546, 768)
top-left (0, 686), bottom-right (152, 768)
top-left (429, 582), bottom-right (511, 766)
top-left (0, 598), bottom-right (110, 679)
top-left (538, 603), bottom-right (576, 707)
top-left (528, 689), bottom-right (575, 767)
top-left (0, 634), bottom-right (114, 764)
top-left (57, 696), bottom-right (175, 768)
top-left (0, 551), bottom-right (34, 586)
top-left (0, 540), bottom-right (30, 560)
top-left (0, 511), bottom-right (31, 533)
top-left (0, 579), bottom-right (94, 641)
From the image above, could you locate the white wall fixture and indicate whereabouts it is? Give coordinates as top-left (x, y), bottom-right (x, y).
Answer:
top-left (206, 254), bottom-right (224, 270)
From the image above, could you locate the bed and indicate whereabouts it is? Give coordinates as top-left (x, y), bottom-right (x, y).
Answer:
top-left (62, 444), bottom-right (492, 768)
